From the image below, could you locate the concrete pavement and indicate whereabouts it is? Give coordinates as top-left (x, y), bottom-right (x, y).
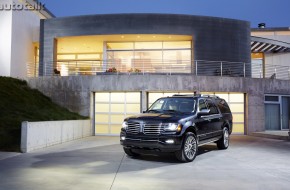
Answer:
top-left (0, 135), bottom-right (290, 190)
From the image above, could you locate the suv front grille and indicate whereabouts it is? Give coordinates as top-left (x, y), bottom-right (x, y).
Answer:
top-left (126, 122), bottom-right (164, 135)
top-left (127, 122), bottom-right (140, 134)
top-left (144, 123), bottom-right (163, 135)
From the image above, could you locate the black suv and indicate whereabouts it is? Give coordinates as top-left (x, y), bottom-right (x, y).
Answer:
top-left (120, 94), bottom-right (233, 162)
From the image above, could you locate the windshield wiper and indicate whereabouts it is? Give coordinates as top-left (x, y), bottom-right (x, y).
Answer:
top-left (147, 110), bottom-right (161, 113)
top-left (163, 109), bottom-right (180, 113)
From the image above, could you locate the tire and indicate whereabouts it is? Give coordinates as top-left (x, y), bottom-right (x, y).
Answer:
top-left (217, 127), bottom-right (229, 150)
top-left (123, 147), bottom-right (139, 157)
top-left (175, 132), bottom-right (198, 162)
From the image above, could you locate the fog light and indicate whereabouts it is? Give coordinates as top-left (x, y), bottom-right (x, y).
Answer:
top-left (165, 139), bottom-right (174, 144)
top-left (121, 136), bottom-right (126, 140)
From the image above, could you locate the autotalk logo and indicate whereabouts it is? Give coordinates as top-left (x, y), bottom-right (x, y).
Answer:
top-left (0, 0), bottom-right (45, 11)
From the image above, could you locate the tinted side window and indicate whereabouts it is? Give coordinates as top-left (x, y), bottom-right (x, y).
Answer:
top-left (207, 100), bottom-right (219, 114)
top-left (199, 99), bottom-right (207, 111)
top-left (216, 99), bottom-right (231, 113)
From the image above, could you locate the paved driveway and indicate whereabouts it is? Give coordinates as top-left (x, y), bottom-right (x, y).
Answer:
top-left (0, 136), bottom-right (289, 190)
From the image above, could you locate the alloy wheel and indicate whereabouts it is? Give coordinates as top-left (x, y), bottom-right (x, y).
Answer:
top-left (184, 136), bottom-right (197, 160)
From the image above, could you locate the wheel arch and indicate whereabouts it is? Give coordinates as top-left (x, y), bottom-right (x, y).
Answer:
top-left (223, 121), bottom-right (232, 134)
top-left (182, 125), bottom-right (198, 143)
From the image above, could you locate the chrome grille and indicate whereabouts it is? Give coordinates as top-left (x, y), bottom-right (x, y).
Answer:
top-left (143, 123), bottom-right (163, 135)
top-left (127, 122), bottom-right (140, 134)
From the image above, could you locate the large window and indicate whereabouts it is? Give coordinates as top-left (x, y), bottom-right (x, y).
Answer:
top-left (106, 41), bottom-right (192, 73)
top-left (55, 35), bottom-right (192, 75)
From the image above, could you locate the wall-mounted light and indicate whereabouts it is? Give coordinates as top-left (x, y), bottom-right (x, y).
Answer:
top-left (258, 23), bottom-right (266, 28)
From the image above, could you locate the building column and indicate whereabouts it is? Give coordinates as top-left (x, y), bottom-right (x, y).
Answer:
top-left (141, 91), bottom-right (148, 112)
top-left (247, 93), bottom-right (265, 134)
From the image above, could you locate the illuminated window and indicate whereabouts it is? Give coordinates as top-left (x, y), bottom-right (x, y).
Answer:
top-left (106, 40), bottom-right (192, 73)
top-left (56, 35), bottom-right (192, 75)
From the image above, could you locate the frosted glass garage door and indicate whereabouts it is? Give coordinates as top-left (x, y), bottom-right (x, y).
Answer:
top-left (95, 92), bottom-right (141, 135)
top-left (149, 92), bottom-right (245, 134)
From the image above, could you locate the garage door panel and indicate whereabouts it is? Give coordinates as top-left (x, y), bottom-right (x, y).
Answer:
top-left (95, 92), bottom-right (141, 135)
top-left (126, 104), bottom-right (140, 113)
top-left (95, 114), bottom-right (109, 123)
top-left (95, 93), bottom-right (110, 102)
top-left (230, 104), bottom-right (244, 112)
top-left (232, 124), bottom-right (244, 134)
top-left (111, 104), bottom-right (125, 112)
top-left (232, 113), bottom-right (244, 123)
top-left (126, 93), bottom-right (141, 103)
top-left (95, 103), bottom-right (110, 112)
top-left (111, 114), bottom-right (126, 124)
top-left (95, 124), bottom-right (109, 134)
top-left (111, 125), bottom-right (122, 134)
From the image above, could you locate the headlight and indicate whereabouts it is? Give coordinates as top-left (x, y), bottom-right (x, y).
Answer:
top-left (122, 121), bottom-right (128, 129)
top-left (163, 123), bottom-right (182, 132)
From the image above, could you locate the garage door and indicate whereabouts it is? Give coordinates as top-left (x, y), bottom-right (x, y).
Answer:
top-left (95, 92), bottom-right (141, 135)
top-left (148, 92), bottom-right (245, 134)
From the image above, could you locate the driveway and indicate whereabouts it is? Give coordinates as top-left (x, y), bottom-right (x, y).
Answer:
top-left (0, 136), bottom-right (289, 190)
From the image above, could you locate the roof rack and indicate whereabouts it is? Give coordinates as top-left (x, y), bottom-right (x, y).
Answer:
top-left (172, 94), bottom-right (201, 97)
top-left (201, 95), bottom-right (220, 99)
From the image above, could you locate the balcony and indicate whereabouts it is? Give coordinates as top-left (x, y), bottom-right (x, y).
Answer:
top-left (27, 59), bottom-right (290, 80)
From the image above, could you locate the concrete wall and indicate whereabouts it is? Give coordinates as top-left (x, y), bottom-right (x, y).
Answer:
top-left (39, 14), bottom-right (251, 76)
top-left (28, 75), bottom-right (290, 134)
top-left (21, 120), bottom-right (92, 153)
top-left (0, 0), bottom-right (13, 76)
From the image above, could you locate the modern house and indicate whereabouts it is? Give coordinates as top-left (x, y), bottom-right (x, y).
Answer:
top-left (0, 0), bottom-right (54, 78)
top-left (1, 1), bottom-right (290, 136)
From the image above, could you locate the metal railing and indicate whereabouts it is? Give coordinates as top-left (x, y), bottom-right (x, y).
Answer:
top-left (26, 59), bottom-right (290, 80)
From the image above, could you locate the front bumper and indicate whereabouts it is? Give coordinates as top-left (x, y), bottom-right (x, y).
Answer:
top-left (120, 132), bottom-right (183, 152)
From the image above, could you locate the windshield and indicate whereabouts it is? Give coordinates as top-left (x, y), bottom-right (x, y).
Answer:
top-left (148, 98), bottom-right (196, 114)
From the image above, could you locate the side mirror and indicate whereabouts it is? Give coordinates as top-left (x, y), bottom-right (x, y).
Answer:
top-left (197, 109), bottom-right (210, 116)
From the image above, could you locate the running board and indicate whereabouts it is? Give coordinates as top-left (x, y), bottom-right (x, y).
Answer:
top-left (198, 138), bottom-right (220, 146)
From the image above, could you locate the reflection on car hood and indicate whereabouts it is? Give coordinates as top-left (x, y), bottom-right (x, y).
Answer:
top-left (125, 113), bottom-right (188, 123)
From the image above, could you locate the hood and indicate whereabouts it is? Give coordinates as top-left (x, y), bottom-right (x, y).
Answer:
top-left (125, 113), bottom-right (188, 123)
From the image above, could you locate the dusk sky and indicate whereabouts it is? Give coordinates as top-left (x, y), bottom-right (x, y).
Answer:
top-left (39, 0), bottom-right (290, 28)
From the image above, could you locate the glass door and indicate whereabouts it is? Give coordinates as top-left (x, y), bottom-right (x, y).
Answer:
top-left (282, 97), bottom-right (290, 130)
top-left (265, 104), bottom-right (281, 130)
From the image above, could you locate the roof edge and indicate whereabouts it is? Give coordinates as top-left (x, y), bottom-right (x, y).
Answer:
top-left (45, 13), bottom-right (248, 24)
top-left (252, 27), bottom-right (290, 32)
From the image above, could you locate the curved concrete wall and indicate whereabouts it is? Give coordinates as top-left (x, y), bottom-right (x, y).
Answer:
top-left (28, 75), bottom-right (290, 134)
top-left (39, 14), bottom-right (251, 76)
